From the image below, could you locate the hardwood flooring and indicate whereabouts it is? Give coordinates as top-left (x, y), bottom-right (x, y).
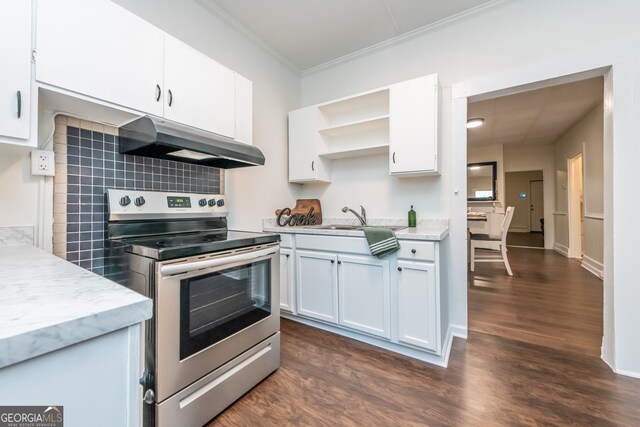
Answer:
top-left (506, 232), bottom-right (544, 248)
top-left (205, 249), bottom-right (636, 426)
top-left (469, 247), bottom-right (603, 357)
top-left (207, 319), bottom-right (640, 426)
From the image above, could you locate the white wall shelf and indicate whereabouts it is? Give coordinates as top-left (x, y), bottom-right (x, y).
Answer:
top-left (319, 144), bottom-right (389, 160)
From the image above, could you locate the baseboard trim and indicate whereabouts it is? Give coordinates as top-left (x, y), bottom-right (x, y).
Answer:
top-left (615, 368), bottom-right (640, 379)
top-left (582, 255), bottom-right (604, 279)
top-left (554, 243), bottom-right (569, 257)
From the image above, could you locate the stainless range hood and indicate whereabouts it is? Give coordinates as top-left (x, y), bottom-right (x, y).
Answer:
top-left (118, 116), bottom-right (265, 169)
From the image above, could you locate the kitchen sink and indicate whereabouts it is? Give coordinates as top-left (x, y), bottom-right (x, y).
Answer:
top-left (302, 224), bottom-right (407, 231)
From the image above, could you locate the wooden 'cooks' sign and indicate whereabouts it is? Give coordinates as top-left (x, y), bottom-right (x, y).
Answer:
top-left (275, 199), bottom-right (322, 226)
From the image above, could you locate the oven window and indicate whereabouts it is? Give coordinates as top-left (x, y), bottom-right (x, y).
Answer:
top-left (180, 259), bottom-right (271, 360)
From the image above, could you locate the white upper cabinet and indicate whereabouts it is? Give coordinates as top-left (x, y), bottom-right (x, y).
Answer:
top-left (35, 0), bottom-right (252, 141)
top-left (0, 1), bottom-right (33, 142)
top-left (234, 73), bottom-right (253, 144)
top-left (163, 36), bottom-right (235, 138)
top-left (36, 0), bottom-right (165, 116)
top-left (288, 106), bottom-right (331, 183)
top-left (287, 74), bottom-right (439, 182)
top-left (389, 74), bottom-right (440, 176)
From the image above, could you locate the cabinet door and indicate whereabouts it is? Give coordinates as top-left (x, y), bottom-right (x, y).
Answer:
top-left (338, 254), bottom-right (390, 339)
top-left (396, 260), bottom-right (438, 351)
top-left (280, 248), bottom-right (294, 314)
top-left (389, 74), bottom-right (439, 175)
top-left (0, 1), bottom-right (32, 140)
top-left (234, 73), bottom-right (253, 144)
top-left (163, 35), bottom-right (236, 137)
top-left (288, 106), bottom-right (330, 183)
top-left (36, 0), bottom-right (165, 116)
top-left (296, 250), bottom-right (338, 323)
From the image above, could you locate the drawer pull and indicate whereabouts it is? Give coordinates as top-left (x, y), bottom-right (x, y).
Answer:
top-left (411, 249), bottom-right (417, 254)
top-left (397, 267), bottom-right (403, 271)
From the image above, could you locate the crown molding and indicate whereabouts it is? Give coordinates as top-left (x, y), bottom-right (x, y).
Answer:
top-left (302, 0), bottom-right (515, 77)
top-left (194, 0), bottom-right (301, 76)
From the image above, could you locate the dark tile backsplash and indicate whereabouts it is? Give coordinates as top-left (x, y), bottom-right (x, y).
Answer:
top-left (65, 125), bottom-right (221, 275)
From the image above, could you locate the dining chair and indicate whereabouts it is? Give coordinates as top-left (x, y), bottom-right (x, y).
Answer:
top-left (470, 206), bottom-right (515, 276)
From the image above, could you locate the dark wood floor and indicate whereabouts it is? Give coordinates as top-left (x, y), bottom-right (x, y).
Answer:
top-left (506, 231), bottom-right (544, 248)
top-left (208, 319), bottom-right (640, 426)
top-left (206, 249), bottom-right (638, 426)
top-left (469, 247), bottom-right (603, 357)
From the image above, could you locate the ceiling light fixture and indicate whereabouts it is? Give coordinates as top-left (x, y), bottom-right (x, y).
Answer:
top-left (467, 118), bottom-right (485, 128)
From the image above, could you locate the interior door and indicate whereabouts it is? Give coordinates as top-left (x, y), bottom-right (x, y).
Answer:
top-left (529, 180), bottom-right (544, 232)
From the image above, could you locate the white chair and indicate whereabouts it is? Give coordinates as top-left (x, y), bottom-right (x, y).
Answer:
top-left (470, 207), bottom-right (515, 276)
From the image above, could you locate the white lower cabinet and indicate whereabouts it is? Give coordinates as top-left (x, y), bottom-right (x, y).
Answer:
top-left (338, 254), bottom-right (390, 339)
top-left (278, 232), bottom-right (444, 364)
top-left (296, 249), bottom-right (338, 323)
top-left (279, 247), bottom-right (294, 314)
top-left (396, 260), bottom-right (438, 351)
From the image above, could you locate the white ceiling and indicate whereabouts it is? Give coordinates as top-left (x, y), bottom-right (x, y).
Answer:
top-left (198, 0), bottom-right (499, 73)
top-left (467, 77), bottom-right (604, 148)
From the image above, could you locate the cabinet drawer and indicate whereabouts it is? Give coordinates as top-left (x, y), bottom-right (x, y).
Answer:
top-left (398, 241), bottom-right (435, 261)
top-left (279, 233), bottom-right (293, 248)
top-left (296, 234), bottom-right (369, 255)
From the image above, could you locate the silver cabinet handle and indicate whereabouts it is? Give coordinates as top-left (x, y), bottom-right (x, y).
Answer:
top-left (16, 91), bottom-right (22, 118)
top-left (155, 84), bottom-right (161, 101)
top-left (168, 89), bottom-right (173, 107)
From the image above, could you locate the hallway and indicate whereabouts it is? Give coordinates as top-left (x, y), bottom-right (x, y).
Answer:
top-left (468, 247), bottom-right (603, 357)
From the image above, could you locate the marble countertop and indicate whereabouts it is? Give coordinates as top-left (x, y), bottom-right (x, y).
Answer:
top-left (0, 245), bottom-right (152, 369)
top-left (263, 218), bottom-right (449, 241)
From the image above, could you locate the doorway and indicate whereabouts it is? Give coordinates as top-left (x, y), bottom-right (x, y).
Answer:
top-left (504, 170), bottom-right (545, 248)
top-left (464, 75), bottom-right (604, 359)
top-left (568, 153), bottom-right (584, 258)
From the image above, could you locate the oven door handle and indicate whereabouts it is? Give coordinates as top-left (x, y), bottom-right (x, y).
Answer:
top-left (159, 247), bottom-right (278, 276)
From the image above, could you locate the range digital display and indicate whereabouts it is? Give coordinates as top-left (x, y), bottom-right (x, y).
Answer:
top-left (167, 196), bottom-right (191, 208)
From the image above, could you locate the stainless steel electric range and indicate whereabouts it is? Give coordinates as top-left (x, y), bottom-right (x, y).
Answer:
top-left (105, 189), bottom-right (280, 427)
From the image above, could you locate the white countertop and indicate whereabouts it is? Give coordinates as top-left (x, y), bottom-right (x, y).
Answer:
top-left (263, 218), bottom-right (449, 241)
top-left (0, 244), bottom-right (152, 368)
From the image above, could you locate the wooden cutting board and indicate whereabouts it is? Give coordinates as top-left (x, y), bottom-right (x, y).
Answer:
top-left (275, 199), bottom-right (322, 225)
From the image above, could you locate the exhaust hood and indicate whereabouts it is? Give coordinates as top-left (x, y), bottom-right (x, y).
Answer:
top-left (118, 116), bottom-right (265, 169)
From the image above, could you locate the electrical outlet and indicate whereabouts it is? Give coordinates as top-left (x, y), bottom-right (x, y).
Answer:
top-left (31, 150), bottom-right (56, 176)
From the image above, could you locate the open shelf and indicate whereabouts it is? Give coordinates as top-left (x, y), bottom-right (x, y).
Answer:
top-left (319, 143), bottom-right (389, 160)
top-left (319, 115), bottom-right (389, 138)
top-left (318, 89), bottom-right (389, 129)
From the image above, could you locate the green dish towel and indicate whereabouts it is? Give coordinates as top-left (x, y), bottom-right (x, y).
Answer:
top-left (363, 227), bottom-right (400, 258)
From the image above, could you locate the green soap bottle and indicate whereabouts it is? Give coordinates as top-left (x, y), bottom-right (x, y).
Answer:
top-left (408, 205), bottom-right (417, 228)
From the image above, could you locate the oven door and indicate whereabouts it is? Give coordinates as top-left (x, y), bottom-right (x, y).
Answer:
top-left (155, 243), bottom-right (279, 402)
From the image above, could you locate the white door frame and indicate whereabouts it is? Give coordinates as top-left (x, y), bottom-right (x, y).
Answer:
top-left (451, 42), bottom-right (638, 374)
top-left (567, 154), bottom-right (583, 258)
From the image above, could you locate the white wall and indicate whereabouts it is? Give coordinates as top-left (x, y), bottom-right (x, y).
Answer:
top-left (0, 145), bottom-right (40, 229)
top-left (299, 0), bottom-right (640, 375)
top-left (110, 0), bottom-right (302, 231)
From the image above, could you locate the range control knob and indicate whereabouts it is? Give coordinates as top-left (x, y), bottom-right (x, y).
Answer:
top-left (119, 195), bottom-right (131, 206)
top-left (207, 199), bottom-right (216, 207)
top-left (134, 196), bottom-right (146, 207)
top-left (198, 198), bottom-right (207, 207)
top-left (216, 199), bottom-right (225, 207)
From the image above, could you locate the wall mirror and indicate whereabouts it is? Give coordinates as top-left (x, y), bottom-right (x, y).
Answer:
top-left (467, 161), bottom-right (497, 201)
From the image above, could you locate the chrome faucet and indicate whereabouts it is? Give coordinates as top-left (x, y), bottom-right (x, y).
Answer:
top-left (342, 205), bottom-right (367, 226)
